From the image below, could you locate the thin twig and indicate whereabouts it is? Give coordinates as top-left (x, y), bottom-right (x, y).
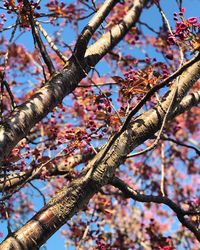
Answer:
top-left (2, 80), bottom-right (16, 110)
top-left (35, 20), bottom-right (68, 63)
top-left (138, 20), bottom-right (159, 34)
top-left (29, 182), bottom-right (46, 205)
top-left (127, 85), bottom-right (178, 158)
top-left (0, 18), bottom-right (18, 112)
top-left (161, 136), bottom-right (200, 156)
top-left (78, 82), bottom-right (117, 88)
top-left (160, 142), bottom-right (165, 196)
top-left (155, 2), bottom-right (184, 64)
top-left (0, 23), bottom-right (17, 32)
top-left (24, 0), bottom-right (55, 74)
top-left (78, 11), bottom-right (96, 21)
top-left (110, 177), bottom-right (200, 242)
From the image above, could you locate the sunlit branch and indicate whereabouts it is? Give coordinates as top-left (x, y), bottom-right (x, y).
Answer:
top-left (89, 53), bottom-right (200, 169)
top-left (74, 0), bottom-right (119, 58)
top-left (172, 90), bottom-right (200, 116)
top-left (127, 86), bottom-right (178, 158)
top-left (85, 0), bottom-right (149, 65)
top-left (127, 90), bottom-right (200, 158)
top-left (0, 23), bottom-right (17, 32)
top-left (110, 177), bottom-right (200, 242)
top-left (35, 20), bottom-right (68, 63)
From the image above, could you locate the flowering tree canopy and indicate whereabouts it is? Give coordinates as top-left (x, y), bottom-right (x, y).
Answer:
top-left (0, 0), bottom-right (200, 249)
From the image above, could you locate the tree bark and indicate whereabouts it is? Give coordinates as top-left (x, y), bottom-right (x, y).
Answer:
top-left (0, 0), bottom-right (148, 163)
top-left (1, 65), bottom-right (199, 249)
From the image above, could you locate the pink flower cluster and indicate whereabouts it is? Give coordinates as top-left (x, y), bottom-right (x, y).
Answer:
top-left (167, 7), bottom-right (200, 46)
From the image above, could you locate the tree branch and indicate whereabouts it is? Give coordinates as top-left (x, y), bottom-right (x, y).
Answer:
top-left (0, 0), bottom-right (148, 163)
top-left (0, 66), bottom-right (199, 250)
top-left (74, 0), bottom-right (119, 58)
top-left (161, 135), bottom-right (200, 156)
top-left (84, 54), bottom-right (200, 174)
top-left (85, 0), bottom-right (149, 66)
top-left (0, 152), bottom-right (94, 193)
top-left (24, 0), bottom-right (55, 74)
top-left (110, 176), bottom-right (200, 242)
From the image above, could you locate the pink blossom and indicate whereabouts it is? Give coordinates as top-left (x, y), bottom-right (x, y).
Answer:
top-left (180, 7), bottom-right (185, 13)
top-left (167, 35), bottom-right (176, 45)
top-left (176, 22), bottom-right (188, 32)
top-left (187, 17), bottom-right (198, 24)
top-left (159, 246), bottom-right (173, 250)
top-left (191, 196), bottom-right (199, 207)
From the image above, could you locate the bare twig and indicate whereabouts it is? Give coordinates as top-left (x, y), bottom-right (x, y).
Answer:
top-left (127, 87), bottom-right (178, 157)
top-left (29, 182), bottom-right (46, 205)
top-left (161, 135), bottom-right (200, 156)
top-left (138, 20), bottom-right (159, 34)
top-left (160, 142), bottom-right (165, 196)
top-left (78, 82), bottom-right (117, 88)
top-left (0, 18), bottom-right (18, 112)
top-left (110, 177), bottom-right (200, 242)
top-left (35, 20), bottom-right (68, 63)
top-left (24, 0), bottom-right (55, 74)
top-left (155, 2), bottom-right (184, 64)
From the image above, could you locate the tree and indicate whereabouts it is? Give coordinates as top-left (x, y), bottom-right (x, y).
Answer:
top-left (0, 0), bottom-right (199, 249)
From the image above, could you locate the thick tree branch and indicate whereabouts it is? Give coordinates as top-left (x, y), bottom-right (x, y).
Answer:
top-left (74, 0), bottom-right (119, 58)
top-left (1, 67), bottom-right (199, 249)
top-left (0, 0), bottom-right (148, 163)
top-left (110, 177), bottom-right (200, 242)
top-left (172, 90), bottom-right (200, 116)
top-left (85, 0), bottom-right (149, 67)
top-left (84, 55), bottom-right (200, 173)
